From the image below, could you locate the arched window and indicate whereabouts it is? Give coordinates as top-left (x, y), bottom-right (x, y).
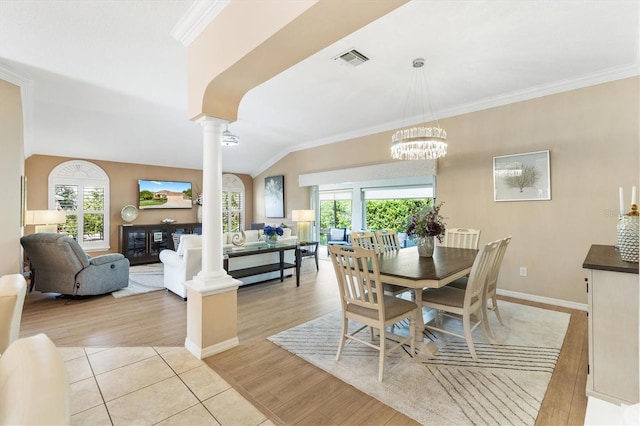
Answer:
top-left (222, 174), bottom-right (244, 232)
top-left (49, 160), bottom-right (110, 251)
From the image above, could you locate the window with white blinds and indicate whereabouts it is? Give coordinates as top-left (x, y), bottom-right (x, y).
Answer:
top-left (222, 174), bottom-right (245, 232)
top-left (49, 160), bottom-right (110, 251)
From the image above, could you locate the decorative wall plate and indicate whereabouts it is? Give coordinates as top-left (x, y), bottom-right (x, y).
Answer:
top-left (121, 205), bottom-right (139, 223)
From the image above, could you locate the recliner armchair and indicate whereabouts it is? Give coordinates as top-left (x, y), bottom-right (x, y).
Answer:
top-left (20, 233), bottom-right (129, 296)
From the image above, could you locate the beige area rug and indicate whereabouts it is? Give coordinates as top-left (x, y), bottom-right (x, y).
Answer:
top-left (112, 263), bottom-right (164, 298)
top-left (268, 301), bottom-right (570, 426)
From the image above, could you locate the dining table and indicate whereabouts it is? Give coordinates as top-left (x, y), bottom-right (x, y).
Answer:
top-left (376, 245), bottom-right (479, 355)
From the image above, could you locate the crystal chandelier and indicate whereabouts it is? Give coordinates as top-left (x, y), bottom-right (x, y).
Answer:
top-left (221, 124), bottom-right (239, 146)
top-left (391, 58), bottom-right (447, 160)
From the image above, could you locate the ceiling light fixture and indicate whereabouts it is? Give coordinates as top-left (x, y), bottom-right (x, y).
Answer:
top-left (221, 124), bottom-right (239, 146)
top-left (391, 58), bottom-right (447, 160)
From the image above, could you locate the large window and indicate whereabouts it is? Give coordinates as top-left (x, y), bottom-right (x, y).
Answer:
top-left (363, 186), bottom-right (434, 232)
top-left (319, 190), bottom-right (352, 243)
top-left (49, 160), bottom-right (110, 251)
top-left (222, 174), bottom-right (244, 233)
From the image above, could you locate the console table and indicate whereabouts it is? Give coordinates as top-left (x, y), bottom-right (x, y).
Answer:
top-left (223, 242), bottom-right (303, 287)
top-left (583, 244), bottom-right (639, 404)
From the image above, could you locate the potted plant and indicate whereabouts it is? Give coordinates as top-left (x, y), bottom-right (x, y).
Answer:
top-left (263, 225), bottom-right (284, 246)
top-left (406, 202), bottom-right (446, 257)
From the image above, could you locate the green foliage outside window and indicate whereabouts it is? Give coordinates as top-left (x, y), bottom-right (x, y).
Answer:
top-left (365, 199), bottom-right (431, 232)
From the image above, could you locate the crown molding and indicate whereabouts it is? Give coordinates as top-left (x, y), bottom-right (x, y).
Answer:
top-left (171, 0), bottom-right (230, 46)
top-left (250, 63), bottom-right (640, 177)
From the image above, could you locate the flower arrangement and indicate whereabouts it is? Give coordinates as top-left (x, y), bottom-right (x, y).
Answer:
top-left (193, 193), bottom-right (202, 206)
top-left (263, 225), bottom-right (284, 237)
top-left (406, 201), bottom-right (446, 242)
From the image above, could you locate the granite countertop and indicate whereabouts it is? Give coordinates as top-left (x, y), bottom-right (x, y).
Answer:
top-left (583, 244), bottom-right (639, 274)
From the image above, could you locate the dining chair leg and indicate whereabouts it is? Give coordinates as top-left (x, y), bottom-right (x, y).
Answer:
top-left (491, 296), bottom-right (505, 326)
top-left (378, 327), bottom-right (386, 382)
top-left (463, 314), bottom-right (478, 360)
top-left (481, 297), bottom-right (497, 341)
top-left (409, 311), bottom-right (416, 356)
top-left (336, 319), bottom-right (348, 361)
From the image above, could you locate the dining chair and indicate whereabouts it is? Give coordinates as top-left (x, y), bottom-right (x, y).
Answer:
top-left (375, 229), bottom-right (401, 252)
top-left (421, 239), bottom-right (501, 360)
top-left (373, 229), bottom-right (411, 297)
top-left (350, 231), bottom-right (381, 253)
top-left (441, 228), bottom-right (481, 249)
top-left (328, 245), bottom-right (417, 382)
top-left (449, 236), bottom-right (512, 338)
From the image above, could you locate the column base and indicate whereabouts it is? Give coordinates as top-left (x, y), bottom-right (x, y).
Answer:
top-left (184, 274), bottom-right (240, 360)
top-left (185, 336), bottom-right (239, 360)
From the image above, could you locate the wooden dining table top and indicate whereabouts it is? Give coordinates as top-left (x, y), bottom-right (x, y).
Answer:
top-left (376, 245), bottom-right (478, 289)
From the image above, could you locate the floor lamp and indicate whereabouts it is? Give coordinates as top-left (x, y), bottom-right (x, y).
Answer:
top-left (25, 210), bottom-right (67, 233)
top-left (292, 210), bottom-right (315, 242)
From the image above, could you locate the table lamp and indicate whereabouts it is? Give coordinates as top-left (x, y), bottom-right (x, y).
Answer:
top-left (25, 210), bottom-right (67, 233)
top-left (292, 209), bottom-right (315, 242)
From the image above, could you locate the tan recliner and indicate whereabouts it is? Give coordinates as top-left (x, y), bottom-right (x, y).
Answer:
top-left (0, 274), bottom-right (27, 354)
top-left (0, 333), bottom-right (71, 425)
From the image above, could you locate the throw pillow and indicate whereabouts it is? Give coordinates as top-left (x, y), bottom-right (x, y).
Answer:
top-left (330, 228), bottom-right (345, 241)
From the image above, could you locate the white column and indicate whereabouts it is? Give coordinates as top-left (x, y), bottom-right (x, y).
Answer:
top-left (184, 115), bottom-right (240, 359)
top-left (188, 116), bottom-right (239, 287)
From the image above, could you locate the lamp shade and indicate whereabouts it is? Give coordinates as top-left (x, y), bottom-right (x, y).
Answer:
top-left (24, 210), bottom-right (67, 225)
top-left (292, 210), bottom-right (315, 222)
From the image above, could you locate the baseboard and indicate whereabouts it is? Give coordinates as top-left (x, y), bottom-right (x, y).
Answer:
top-left (497, 289), bottom-right (588, 312)
top-left (184, 337), bottom-right (240, 359)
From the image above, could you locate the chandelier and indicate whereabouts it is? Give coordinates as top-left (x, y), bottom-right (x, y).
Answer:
top-left (221, 124), bottom-right (239, 146)
top-left (391, 58), bottom-right (447, 160)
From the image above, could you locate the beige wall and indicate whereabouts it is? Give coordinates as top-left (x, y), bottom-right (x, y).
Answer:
top-left (25, 155), bottom-right (253, 255)
top-left (255, 77), bottom-right (640, 305)
top-left (0, 79), bottom-right (25, 276)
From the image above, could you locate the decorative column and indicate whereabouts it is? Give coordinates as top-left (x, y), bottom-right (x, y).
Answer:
top-left (184, 115), bottom-right (241, 359)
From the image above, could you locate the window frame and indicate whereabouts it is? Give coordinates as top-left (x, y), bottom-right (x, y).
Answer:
top-left (48, 160), bottom-right (110, 251)
top-left (222, 174), bottom-right (245, 233)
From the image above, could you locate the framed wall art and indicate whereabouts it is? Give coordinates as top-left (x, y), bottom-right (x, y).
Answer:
top-left (493, 150), bottom-right (551, 202)
top-left (264, 175), bottom-right (284, 217)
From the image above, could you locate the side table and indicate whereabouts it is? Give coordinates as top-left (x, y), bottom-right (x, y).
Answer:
top-left (298, 241), bottom-right (319, 271)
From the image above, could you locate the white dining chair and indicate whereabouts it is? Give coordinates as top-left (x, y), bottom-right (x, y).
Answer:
top-left (421, 239), bottom-right (500, 360)
top-left (375, 229), bottom-right (401, 252)
top-left (350, 231), bottom-right (381, 253)
top-left (441, 228), bottom-right (481, 249)
top-left (449, 236), bottom-right (512, 338)
top-left (328, 245), bottom-right (417, 382)
top-left (374, 229), bottom-right (411, 297)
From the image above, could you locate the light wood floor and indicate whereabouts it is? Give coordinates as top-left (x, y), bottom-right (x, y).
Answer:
top-left (20, 258), bottom-right (587, 425)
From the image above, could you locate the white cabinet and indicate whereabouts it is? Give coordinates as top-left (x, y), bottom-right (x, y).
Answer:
top-left (584, 245), bottom-right (639, 405)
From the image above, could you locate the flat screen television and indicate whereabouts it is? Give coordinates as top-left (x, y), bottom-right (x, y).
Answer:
top-left (138, 179), bottom-right (193, 210)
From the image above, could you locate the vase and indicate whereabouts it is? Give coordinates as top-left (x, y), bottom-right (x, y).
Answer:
top-left (617, 215), bottom-right (639, 263)
top-left (196, 206), bottom-right (202, 223)
top-left (266, 234), bottom-right (278, 247)
top-left (416, 236), bottom-right (435, 257)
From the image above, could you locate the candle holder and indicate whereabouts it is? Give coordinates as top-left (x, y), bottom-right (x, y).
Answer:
top-left (617, 204), bottom-right (639, 263)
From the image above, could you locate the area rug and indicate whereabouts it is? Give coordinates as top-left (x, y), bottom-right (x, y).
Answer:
top-left (268, 301), bottom-right (569, 426)
top-left (112, 263), bottom-right (164, 298)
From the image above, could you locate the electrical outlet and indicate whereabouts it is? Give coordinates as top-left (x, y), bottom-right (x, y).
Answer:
top-left (519, 267), bottom-right (528, 277)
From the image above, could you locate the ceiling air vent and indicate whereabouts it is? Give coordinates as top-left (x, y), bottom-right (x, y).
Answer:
top-left (333, 49), bottom-right (370, 67)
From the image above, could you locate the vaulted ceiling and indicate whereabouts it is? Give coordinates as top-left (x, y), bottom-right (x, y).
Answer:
top-left (1, 0), bottom-right (637, 177)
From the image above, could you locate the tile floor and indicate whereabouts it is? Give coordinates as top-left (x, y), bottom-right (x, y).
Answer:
top-left (60, 345), bottom-right (273, 426)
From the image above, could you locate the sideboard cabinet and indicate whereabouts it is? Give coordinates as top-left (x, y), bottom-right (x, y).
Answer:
top-left (583, 244), bottom-right (639, 405)
top-left (120, 223), bottom-right (201, 265)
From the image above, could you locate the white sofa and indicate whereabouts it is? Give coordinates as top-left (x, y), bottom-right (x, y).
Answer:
top-left (160, 229), bottom-right (297, 299)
